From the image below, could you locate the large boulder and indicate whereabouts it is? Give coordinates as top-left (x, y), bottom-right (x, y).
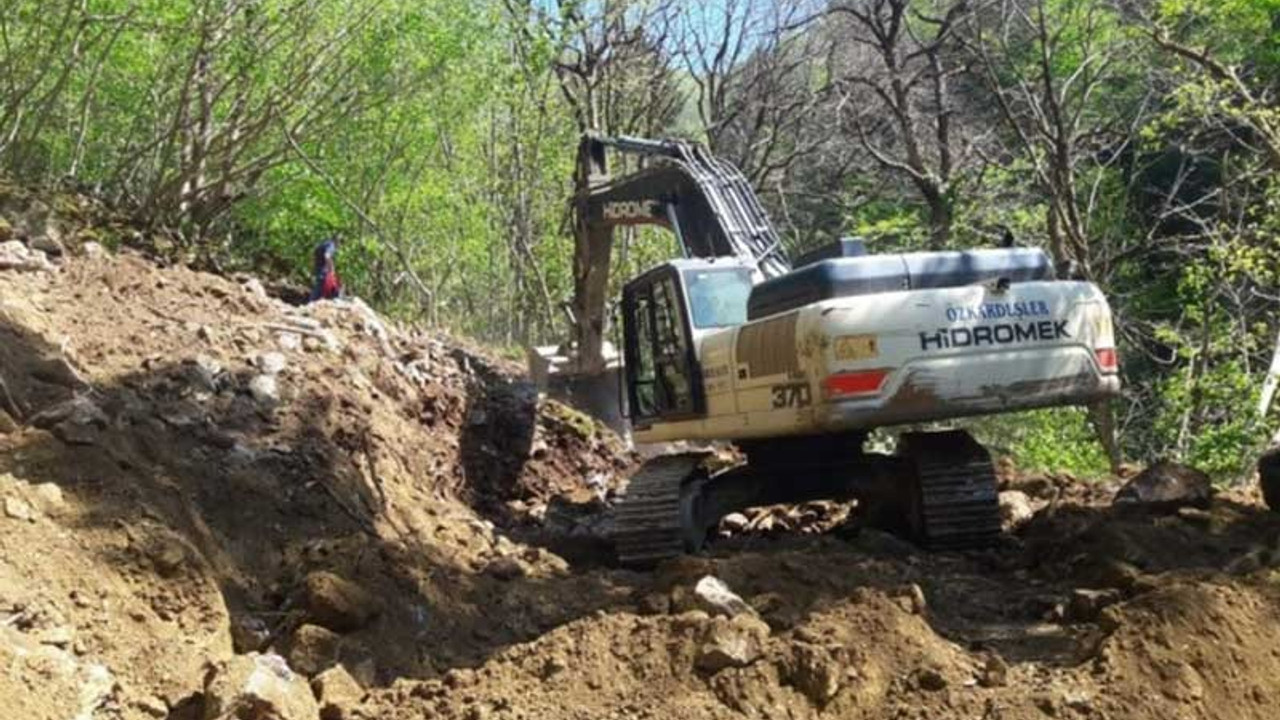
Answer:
top-left (203, 653), bottom-right (319, 720)
top-left (1114, 461), bottom-right (1213, 510)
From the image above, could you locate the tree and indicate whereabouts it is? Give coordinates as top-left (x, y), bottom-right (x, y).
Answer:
top-left (959, 0), bottom-right (1149, 273)
top-left (826, 0), bottom-right (977, 249)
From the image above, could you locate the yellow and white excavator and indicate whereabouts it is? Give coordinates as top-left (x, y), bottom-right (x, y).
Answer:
top-left (531, 134), bottom-right (1121, 565)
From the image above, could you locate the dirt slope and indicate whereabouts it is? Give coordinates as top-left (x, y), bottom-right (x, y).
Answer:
top-left (3, 195), bottom-right (1280, 720)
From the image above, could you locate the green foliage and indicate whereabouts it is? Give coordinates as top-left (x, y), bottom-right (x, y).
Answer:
top-left (5, 0), bottom-right (1280, 479)
top-left (972, 408), bottom-right (1111, 477)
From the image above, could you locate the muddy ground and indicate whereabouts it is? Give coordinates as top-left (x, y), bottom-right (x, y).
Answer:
top-left (3, 197), bottom-right (1280, 720)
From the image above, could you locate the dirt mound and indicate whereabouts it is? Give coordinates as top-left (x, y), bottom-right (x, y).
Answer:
top-left (6, 194), bottom-right (1280, 719)
top-left (0, 224), bottom-right (634, 714)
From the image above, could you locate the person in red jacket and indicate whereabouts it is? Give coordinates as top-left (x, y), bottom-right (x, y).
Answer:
top-left (309, 234), bottom-right (342, 302)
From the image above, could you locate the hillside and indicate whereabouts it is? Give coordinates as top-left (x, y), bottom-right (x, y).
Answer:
top-left (4, 197), bottom-right (1280, 720)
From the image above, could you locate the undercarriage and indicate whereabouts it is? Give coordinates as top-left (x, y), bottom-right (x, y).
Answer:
top-left (612, 429), bottom-right (1001, 565)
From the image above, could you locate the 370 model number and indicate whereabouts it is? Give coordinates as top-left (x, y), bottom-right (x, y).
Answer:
top-left (771, 382), bottom-right (812, 409)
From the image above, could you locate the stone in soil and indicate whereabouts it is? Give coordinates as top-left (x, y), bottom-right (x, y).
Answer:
top-left (203, 653), bottom-right (319, 720)
top-left (692, 575), bottom-right (754, 618)
top-left (785, 643), bottom-right (843, 706)
top-left (312, 664), bottom-right (365, 720)
top-left (300, 572), bottom-right (381, 633)
top-left (999, 490), bottom-right (1035, 528)
top-left (287, 624), bottom-right (342, 676)
top-left (695, 615), bottom-right (769, 674)
top-left (1114, 461), bottom-right (1212, 510)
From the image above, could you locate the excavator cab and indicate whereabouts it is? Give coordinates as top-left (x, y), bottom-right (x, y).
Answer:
top-left (620, 258), bottom-right (757, 426)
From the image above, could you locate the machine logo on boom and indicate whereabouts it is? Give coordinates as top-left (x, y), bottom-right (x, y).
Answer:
top-left (602, 200), bottom-right (662, 221)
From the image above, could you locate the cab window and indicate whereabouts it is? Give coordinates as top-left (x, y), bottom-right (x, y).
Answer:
top-left (684, 268), bottom-right (753, 329)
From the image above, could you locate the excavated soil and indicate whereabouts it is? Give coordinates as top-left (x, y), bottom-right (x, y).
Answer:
top-left (4, 207), bottom-right (1280, 719)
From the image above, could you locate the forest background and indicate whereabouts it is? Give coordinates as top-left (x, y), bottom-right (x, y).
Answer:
top-left (3, 0), bottom-right (1279, 477)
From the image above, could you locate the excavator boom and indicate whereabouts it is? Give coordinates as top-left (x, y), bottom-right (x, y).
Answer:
top-left (569, 134), bottom-right (790, 374)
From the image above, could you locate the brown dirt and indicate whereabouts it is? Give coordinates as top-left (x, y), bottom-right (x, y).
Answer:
top-left (4, 204), bottom-right (1280, 719)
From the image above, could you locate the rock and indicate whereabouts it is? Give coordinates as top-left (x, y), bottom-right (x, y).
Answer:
top-left (35, 624), bottom-right (74, 647)
top-left (31, 355), bottom-right (86, 389)
top-left (29, 483), bottom-right (66, 517)
top-left (287, 624), bottom-right (342, 676)
top-left (311, 665), bottom-right (365, 720)
top-left (1062, 690), bottom-right (1093, 712)
top-left (255, 352), bottom-right (288, 375)
top-left (0, 409), bottom-right (17, 434)
top-left (1114, 461), bottom-right (1213, 510)
top-left (695, 614), bottom-right (769, 673)
top-left (203, 653), bottom-right (319, 720)
top-left (692, 575), bottom-right (754, 618)
top-left (249, 374), bottom-right (279, 404)
top-left (134, 695), bottom-right (168, 718)
top-left (243, 278), bottom-right (268, 299)
top-left (28, 397), bottom-right (107, 446)
top-left (1066, 588), bottom-right (1123, 623)
top-left (144, 534), bottom-right (188, 578)
top-left (26, 398), bottom-right (98, 430)
top-left (720, 512), bottom-right (750, 533)
top-left (187, 355), bottom-right (223, 392)
top-left (300, 572), bottom-right (380, 633)
top-left (1176, 506), bottom-right (1214, 528)
top-left (915, 666), bottom-right (948, 692)
top-left (231, 615), bottom-right (271, 654)
top-left (277, 332), bottom-right (302, 352)
top-left (4, 496), bottom-right (34, 521)
top-left (29, 230), bottom-right (64, 257)
top-left (486, 557), bottom-right (525, 581)
top-left (0, 626), bottom-right (115, 719)
top-left (903, 583), bottom-right (927, 615)
top-left (979, 653), bottom-right (1009, 688)
top-left (0, 239), bottom-right (53, 272)
top-left (999, 490), bottom-right (1035, 528)
top-left (787, 643), bottom-right (842, 706)
top-left (81, 241), bottom-right (105, 258)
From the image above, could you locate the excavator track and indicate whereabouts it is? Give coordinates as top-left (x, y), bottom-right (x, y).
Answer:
top-left (898, 431), bottom-right (1002, 550)
top-left (612, 454), bottom-right (708, 566)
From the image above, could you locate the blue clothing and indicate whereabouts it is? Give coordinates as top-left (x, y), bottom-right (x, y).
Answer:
top-left (313, 239), bottom-right (337, 276)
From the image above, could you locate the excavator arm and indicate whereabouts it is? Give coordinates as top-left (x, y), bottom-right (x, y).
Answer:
top-left (568, 134), bottom-right (791, 374)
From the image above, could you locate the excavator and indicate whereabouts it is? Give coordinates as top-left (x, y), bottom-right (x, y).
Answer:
top-left (531, 134), bottom-right (1121, 565)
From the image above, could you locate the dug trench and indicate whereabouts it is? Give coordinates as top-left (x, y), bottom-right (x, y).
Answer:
top-left (4, 245), bottom-right (1280, 719)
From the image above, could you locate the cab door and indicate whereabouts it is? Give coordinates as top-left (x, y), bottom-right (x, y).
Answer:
top-left (622, 266), bottom-right (705, 426)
